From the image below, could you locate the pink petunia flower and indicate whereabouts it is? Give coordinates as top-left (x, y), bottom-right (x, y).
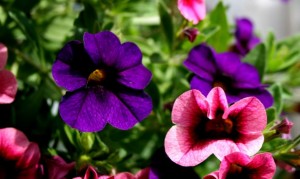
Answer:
top-left (204, 152), bottom-right (276, 179)
top-left (164, 87), bottom-right (267, 166)
top-left (43, 155), bottom-right (75, 179)
top-left (73, 166), bottom-right (150, 179)
top-left (178, 0), bottom-right (206, 24)
top-left (0, 43), bottom-right (17, 104)
top-left (0, 127), bottom-right (40, 178)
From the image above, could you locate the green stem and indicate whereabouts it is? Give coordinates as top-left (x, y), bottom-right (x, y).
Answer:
top-left (13, 48), bottom-right (48, 74)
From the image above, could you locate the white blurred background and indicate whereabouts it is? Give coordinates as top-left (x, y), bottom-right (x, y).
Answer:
top-left (207, 0), bottom-right (300, 39)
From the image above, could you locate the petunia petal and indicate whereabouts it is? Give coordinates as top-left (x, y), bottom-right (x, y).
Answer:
top-left (0, 43), bottom-right (8, 70)
top-left (0, 70), bottom-right (17, 104)
top-left (59, 89), bottom-right (108, 132)
top-left (248, 36), bottom-right (261, 50)
top-left (236, 135), bottom-right (264, 157)
top-left (246, 153), bottom-right (276, 179)
top-left (203, 171), bottom-right (219, 179)
top-left (224, 97), bottom-right (266, 134)
top-left (109, 89), bottom-right (152, 129)
top-left (210, 140), bottom-right (240, 161)
top-left (44, 156), bottom-right (75, 179)
top-left (114, 42), bottom-right (143, 70)
top-left (215, 52), bottom-right (241, 77)
top-left (206, 87), bottom-right (228, 119)
top-left (52, 41), bottom-right (91, 91)
top-left (59, 88), bottom-right (152, 132)
top-left (83, 31), bottom-right (121, 66)
top-left (232, 63), bottom-right (261, 88)
top-left (184, 44), bottom-right (217, 81)
top-left (117, 64), bottom-right (152, 90)
top-left (178, 0), bottom-right (206, 24)
top-left (235, 18), bottom-right (253, 42)
top-left (0, 128), bottom-right (30, 160)
top-left (172, 89), bottom-right (208, 127)
top-left (190, 76), bottom-right (212, 96)
top-left (16, 143), bottom-right (40, 170)
top-left (218, 152), bottom-right (251, 178)
top-left (227, 88), bottom-right (273, 108)
top-left (164, 126), bottom-right (212, 166)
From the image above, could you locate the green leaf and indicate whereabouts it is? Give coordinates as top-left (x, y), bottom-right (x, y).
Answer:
top-left (41, 77), bottom-right (62, 101)
top-left (243, 43), bottom-right (266, 80)
top-left (158, 1), bottom-right (174, 54)
top-left (269, 83), bottom-right (283, 116)
top-left (267, 33), bottom-right (300, 72)
top-left (266, 107), bottom-right (276, 123)
top-left (8, 9), bottom-right (39, 46)
top-left (74, 2), bottom-right (102, 33)
top-left (206, 1), bottom-right (230, 52)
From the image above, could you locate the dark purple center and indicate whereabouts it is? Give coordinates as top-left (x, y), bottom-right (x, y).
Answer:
top-left (86, 67), bottom-right (118, 89)
top-left (226, 163), bottom-right (250, 179)
top-left (213, 75), bottom-right (233, 92)
top-left (196, 110), bottom-right (237, 140)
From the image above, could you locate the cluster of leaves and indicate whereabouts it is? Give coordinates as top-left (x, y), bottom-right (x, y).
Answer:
top-left (1, 0), bottom-right (300, 177)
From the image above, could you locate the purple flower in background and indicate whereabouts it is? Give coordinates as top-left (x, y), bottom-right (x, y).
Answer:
top-left (52, 31), bottom-right (152, 132)
top-left (231, 18), bottom-right (261, 56)
top-left (184, 44), bottom-right (273, 108)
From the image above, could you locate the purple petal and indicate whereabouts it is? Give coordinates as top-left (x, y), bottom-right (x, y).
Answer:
top-left (227, 88), bottom-right (273, 108)
top-left (235, 18), bottom-right (253, 42)
top-left (190, 76), bottom-right (212, 96)
top-left (114, 42), bottom-right (143, 70)
top-left (109, 89), bottom-right (152, 129)
top-left (117, 64), bottom-right (152, 90)
top-left (83, 31), bottom-right (121, 66)
top-left (215, 52), bottom-right (241, 76)
top-left (59, 88), bottom-right (152, 132)
top-left (59, 89), bottom-right (108, 132)
top-left (184, 44), bottom-right (217, 81)
top-left (52, 41), bottom-right (91, 91)
top-left (248, 36), bottom-right (261, 50)
top-left (232, 63), bottom-right (261, 89)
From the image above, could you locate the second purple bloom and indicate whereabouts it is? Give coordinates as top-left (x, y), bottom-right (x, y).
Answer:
top-left (52, 31), bottom-right (152, 132)
top-left (184, 44), bottom-right (273, 108)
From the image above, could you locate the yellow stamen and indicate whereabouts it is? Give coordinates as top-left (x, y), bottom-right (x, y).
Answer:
top-left (88, 69), bottom-right (106, 83)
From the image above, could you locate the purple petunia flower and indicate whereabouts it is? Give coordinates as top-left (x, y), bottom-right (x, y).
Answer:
top-left (184, 44), bottom-right (273, 108)
top-left (231, 18), bottom-right (261, 56)
top-left (52, 31), bottom-right (152, 132)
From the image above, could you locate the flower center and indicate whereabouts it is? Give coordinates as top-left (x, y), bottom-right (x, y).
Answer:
top-left (213, 80), bottom-right (227, 91)
top-left (212, 75), bottom-right (234, 92)
top-left (205, 118), bottom-right (233, 136)
top-left (87, 69), bottom-right (106, 86)
top-left (226, 163), bottom-right (253, 179)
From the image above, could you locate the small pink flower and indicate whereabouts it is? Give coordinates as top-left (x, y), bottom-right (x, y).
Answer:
top-left (0, 43), bottom-right (17, 104)
top-left (74, 166), bottom-right (149, 179)
top-left (178, 0), bottom-right (206, 24)
top-left (204, 152), bottom-right (276, 179)
top-left (99, 168), bottom-right (149, 179)
top-left (273, 118), bottom-right (293, 135)
top-left (0, 127), bottom-right (40, 178)
top-left (164, 87), bottom-right (267, 166)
